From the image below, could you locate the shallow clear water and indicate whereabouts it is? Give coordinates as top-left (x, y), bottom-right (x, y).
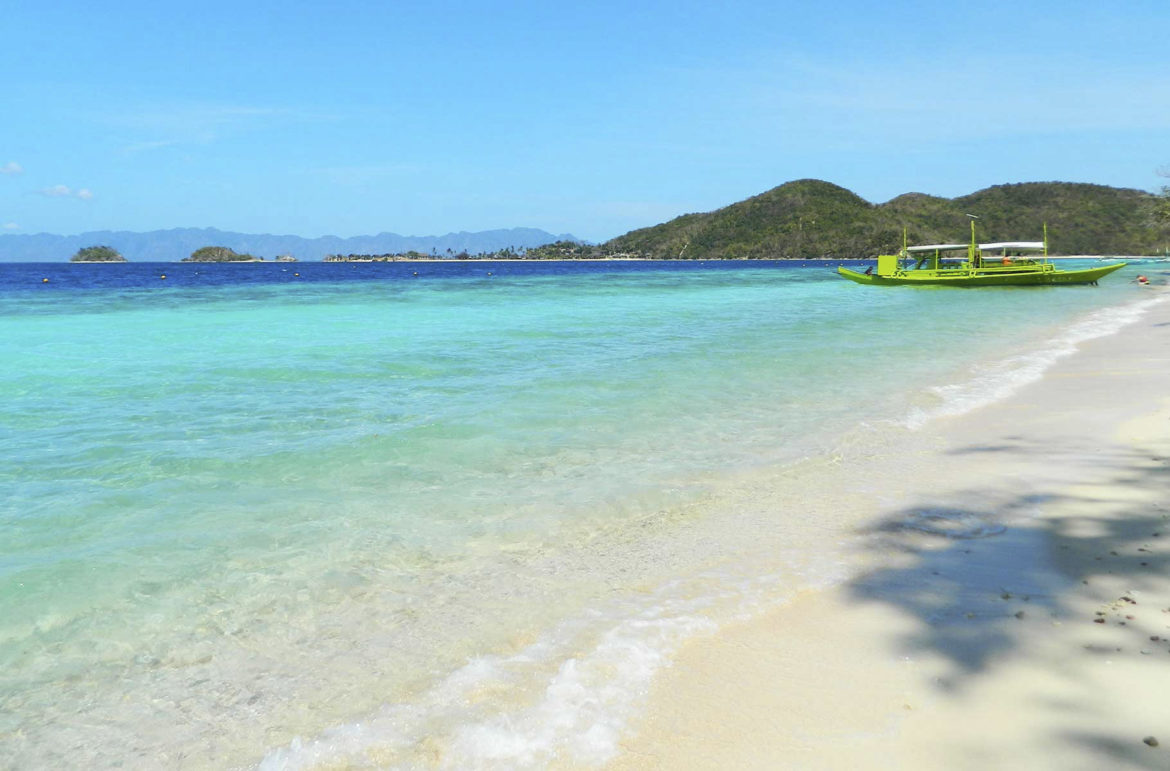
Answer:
top-left (0, 260), bottom-right (1157, 768)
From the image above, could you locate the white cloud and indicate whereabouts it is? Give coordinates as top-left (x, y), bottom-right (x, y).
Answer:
top-left (37, 184), bottom-right (93, 200)
top-left (1, 161), bottom-right (23, 175)
top-left (2, 222), bottom-right (18, 230)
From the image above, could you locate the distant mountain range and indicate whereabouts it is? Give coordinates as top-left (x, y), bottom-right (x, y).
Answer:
top-left (0, 227), bottom-right (581, 262)
top-left (606, 180), bottom-right (1170, 258)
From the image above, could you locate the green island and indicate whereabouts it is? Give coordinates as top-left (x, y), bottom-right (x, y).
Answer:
top-left (607, 180), bottom-right (1170, 260)
top-left (322, 180), bottom-right (1170, 261)
top-left (182, 246), bottom-right (264, 263)
top-left (70, 245), bottom-right (127, 263)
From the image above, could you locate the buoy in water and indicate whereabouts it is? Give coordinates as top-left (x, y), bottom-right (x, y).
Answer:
top-left (160, 274), bottom-right (166, 279)
top-left (42, 278), bottom-right (49, 283)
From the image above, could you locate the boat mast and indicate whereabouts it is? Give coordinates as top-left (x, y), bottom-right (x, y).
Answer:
top-left (965, 213), bottom-right (979, 266)
top-left (1043, 222), bottom-right (1049, 263)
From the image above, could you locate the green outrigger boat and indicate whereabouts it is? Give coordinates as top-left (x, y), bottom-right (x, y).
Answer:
top-left (838, 224), bottom-right (1127, 287)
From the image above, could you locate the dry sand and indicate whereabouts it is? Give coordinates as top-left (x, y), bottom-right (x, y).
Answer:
top-left (609, 289), bottom-right (1170, 770)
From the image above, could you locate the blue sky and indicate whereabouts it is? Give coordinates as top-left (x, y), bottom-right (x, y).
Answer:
top-left (2, 0), bottom-right (1167, 242)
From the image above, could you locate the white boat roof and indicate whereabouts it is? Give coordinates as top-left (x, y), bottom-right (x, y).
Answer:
top-left (979, 241), bottom-right (1045, 250)
top-left (905, 243), bottom-right (968, 252)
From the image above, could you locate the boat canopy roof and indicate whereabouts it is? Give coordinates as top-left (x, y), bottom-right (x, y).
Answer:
top-left (905, 243), bottom-right (969, 253)
top-left (979, 241), bottom-right (1045, 251)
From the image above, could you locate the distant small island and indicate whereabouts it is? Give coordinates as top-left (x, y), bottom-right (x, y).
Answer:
top-left (324, 250), bottom-right (436, 262)
top-left (182, 246), bottom-right (264, 262)
top-left (70, 245), bottom-right (127, 263)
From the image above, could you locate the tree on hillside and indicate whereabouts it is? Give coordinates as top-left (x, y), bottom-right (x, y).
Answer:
top-left (1156, 166), bottom-right (1170, 225)
top-left (70, 245), bottom-right (125, 262)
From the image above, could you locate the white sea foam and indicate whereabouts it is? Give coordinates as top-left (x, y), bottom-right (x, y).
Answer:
top-left (257, 596), bottom-right (718, 769)
top-left (904, 293), bottom-right (1168, 429)
top-left (254, 560), bottom-right (841, 771)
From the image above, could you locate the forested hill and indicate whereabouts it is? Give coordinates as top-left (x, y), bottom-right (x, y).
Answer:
top-left (605, 180), bottom-right (1170, 259)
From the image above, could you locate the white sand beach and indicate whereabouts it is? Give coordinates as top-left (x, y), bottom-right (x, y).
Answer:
top-left (609, 288), bottom-right (1170, 770)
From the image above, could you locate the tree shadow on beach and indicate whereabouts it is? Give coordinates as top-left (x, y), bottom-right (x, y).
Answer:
top-left (845, 440), bottom-right (1170, 766)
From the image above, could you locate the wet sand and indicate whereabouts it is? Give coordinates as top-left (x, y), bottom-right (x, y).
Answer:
top-left (609, 289), bottom-right (1170, 770)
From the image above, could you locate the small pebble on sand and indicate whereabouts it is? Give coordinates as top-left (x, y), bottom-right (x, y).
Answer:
top-left (1143, 736), bottom-right (1159, 747)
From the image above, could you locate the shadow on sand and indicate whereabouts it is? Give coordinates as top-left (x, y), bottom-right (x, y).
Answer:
top-left (846, 438), bottom-right (1170, 767)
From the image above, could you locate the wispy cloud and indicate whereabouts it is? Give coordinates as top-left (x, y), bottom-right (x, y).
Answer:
top-left (38, 184), bottom-right (93, 200)
top-left (659, 53), bottom-right (1170, 152)
top-left (2, 222), bottom-right (18, 230)
top-left (113, 103), bottom-right (336, 154)
top-left (310, 162), bottom-right (426, 186)
top-left (1, 161), bottom-right (23, 175)
top-left (122, 139), bottom-right (182, 154)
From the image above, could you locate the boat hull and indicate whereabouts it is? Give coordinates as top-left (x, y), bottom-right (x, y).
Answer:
top-left (837, 262), bottom-right (1127, 287)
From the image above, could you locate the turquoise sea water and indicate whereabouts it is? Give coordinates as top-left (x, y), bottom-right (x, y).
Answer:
top-left (0, 260), bottom-right (1159, 768)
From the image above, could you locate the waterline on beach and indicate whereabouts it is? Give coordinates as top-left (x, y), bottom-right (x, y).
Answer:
top-left (904, 292), bottom-right (1170, 428)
